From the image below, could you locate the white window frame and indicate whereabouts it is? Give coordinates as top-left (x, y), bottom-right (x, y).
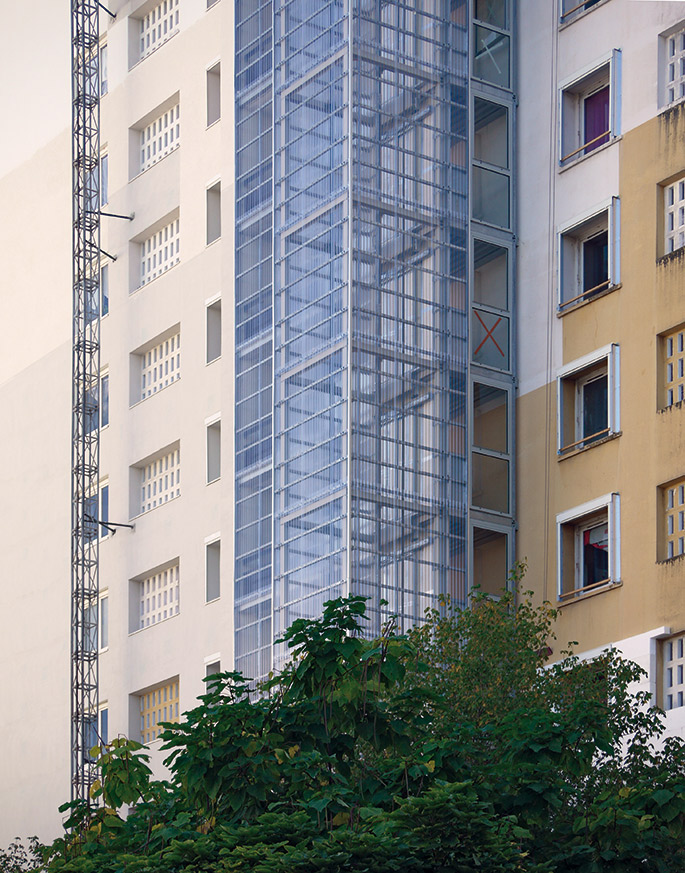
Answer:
top-left (558, 198), bottom-right (620, 310)
top-left (557, 344), bottom-right (620, 454)
top-left (664, 175), bottom-right (685, 255)
top-left (99, 42), bottom-right (108, 96)
top-left (660, 23), bottom-right (685, 110)
top-left (559, 50), bottom-right (621, 166)
top-left (556, 492), bottom-right (620, 601)
top-left (100, 591), bottom-right (109, 651)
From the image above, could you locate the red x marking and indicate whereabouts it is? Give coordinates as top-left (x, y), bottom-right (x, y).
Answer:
top-left (474, 310), bottom-right (504, 357)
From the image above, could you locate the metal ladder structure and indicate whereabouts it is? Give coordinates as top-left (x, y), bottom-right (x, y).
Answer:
top-left (70, 0), bottom-right (101, 804)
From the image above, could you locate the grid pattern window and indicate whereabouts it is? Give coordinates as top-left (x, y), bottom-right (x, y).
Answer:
top-left (140, 0), bottom-right (179, 61)
top-left (664, 479), bottom-right (685, 559)
top-left (665, 28), bottom-right (685, 107)
top-left (140, 447), bottom-right (180, 513)
top-left (140, 104), bottom-right (180, 173)
top-left (139, 564), bottom-right (180, 628)
top-left (664, 635), bottom-right (685, 710)
top-left (141, 332), bottom-right (180, 399)
top-left (664, 327), bottom-right (685, 407)
top-left (140, 218), bottom-right (180, 287)
top-left (139, 679), bottom-right (179, 744)
top-left (665, 177), bottom-right (685, 254)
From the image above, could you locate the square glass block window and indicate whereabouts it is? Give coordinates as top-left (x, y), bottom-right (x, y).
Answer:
top-left (666, 28), bottom-right (685, 107)
top-left (140, 0), bottom-right (179, 61)
top-left (665, 177), bottom-right (685, 254)
top-left (140, 446), bottom-right (180, 513)
top-left (664, 634), bottom-right (685, 710)
top-left (664, 479), bottom-right (685, 559)
top-left (139, 679), bottom-right (179, 744)
top-left (139, 563), bottom-right (180, 629)
top-left (663, 327), bottom-right (685, 408)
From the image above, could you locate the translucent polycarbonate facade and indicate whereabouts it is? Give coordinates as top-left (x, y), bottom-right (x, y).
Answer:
top-left (235, 0), bottom-right (470, 677)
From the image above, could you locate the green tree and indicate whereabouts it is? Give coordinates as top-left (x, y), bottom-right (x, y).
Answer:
top-left (13, 585), bottom-right (685, 872)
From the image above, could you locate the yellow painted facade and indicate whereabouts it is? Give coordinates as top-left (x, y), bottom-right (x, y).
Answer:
top-left (517, 103), bottom-right (685, 657)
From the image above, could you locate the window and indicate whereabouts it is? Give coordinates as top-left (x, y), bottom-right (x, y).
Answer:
top-left (100, 44), bottom-right (108, 96)
top-left (138, 678), bottom-right (179, 744)
top-left (207, 62), bottom-right (221, 126)
top-left (140, 103), bottom-right (180, 174)
top-left (206, 537), bottom-right (221, 602)
top-left (662, 26), bottom-right (685, 108)
top-left (558, 200), bottom-right (620, 309)
top-left (100, 593), bottom-right (109, 649)
top-left (206, 417), bottom-right (221, 483)
top-left (205, 658), bottom-right (221, 689)
top-left (136, 329), bottom-right (181, 401)
top-left (473, 98), bottom-right (510, 229)
top-left (100, 153), bottom-right (109, 206)
top-left (664, 176), bottom-right (685, 254)
top-left (85, 705), bottom-right (109, 754)
top-left (138, 216), bottom-right (180, 288)
top-left (663, 634), bottom-right (685, 710)
top-left (100, 373), bottom-right (109, 428)
top-left (207, 0), bottom-right (220, 7)
top-left (206, 298), bottom-right (222, 363)
top-left (101, 264), bottom-right (109, 317)
top-left (560, 53), bottom-right (621, 166)
top-left (471, 381), bottom-right (510, 514)
top-left (99, 706), bottom-right (109, 745)
top-left (661, 478), bottom-right (685, 560)
top-left (662, 326), bottom-right (685, 408)
top-left (473, 239), bottom-right (508, 311)
top-left (85, 481), bottom-right (109, 542)
top-left (473, 24), bottom-right (510, 89)
top-left (475, 0), bottom-right (506, 28)
top-left (560, 0), bottom-right (602, 24)
top-left (131, 443), bottom-right (180, 517)
top-left (206, 182), bottom-right (222, 244)
top-left (558, 345), bottom-right (619, 455)
top-left (557, 493), bottom-right (620, 600)
top-left (133, 562), bottom-right (180, 629)
top-left (205, 659), bottom-right (221, 677)
top-left (138, 0), bottom-right (179, 62)
top-left (472, 526), bottom-right (510, 597)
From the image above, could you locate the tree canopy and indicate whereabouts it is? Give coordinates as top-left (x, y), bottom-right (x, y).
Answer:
top-left (6, 582), bottom-right (685, 872)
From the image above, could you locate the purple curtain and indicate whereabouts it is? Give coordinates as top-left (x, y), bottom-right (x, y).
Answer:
top-left (584, 86), bottom-right (610, 153)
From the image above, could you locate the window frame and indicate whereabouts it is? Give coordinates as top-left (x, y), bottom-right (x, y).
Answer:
top-left (205, 414), bottom-right (222, 484)
top-left (557, 344), bottom-right (620, 455)
top-left (558, 198), bottom-right (620, 311)
top-left (205, 534), bottom-right (221, 603)
top-left (559, 0), bottom-right (605, 26)
top-left (556, 492), bottom-right (620, 601)
top-left (660, 23), bottom-right (685, 110)
top-left (559, 50), bottom-right (622, 167)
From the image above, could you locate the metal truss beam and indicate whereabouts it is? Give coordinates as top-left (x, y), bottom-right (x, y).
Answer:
top-left (71, 0), bottom-right (101, 804)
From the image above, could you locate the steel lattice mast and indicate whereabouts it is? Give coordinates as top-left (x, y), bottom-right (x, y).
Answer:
top-left (70, 0), bottom-right (101, 803)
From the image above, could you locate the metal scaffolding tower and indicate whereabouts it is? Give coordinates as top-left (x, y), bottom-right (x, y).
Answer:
top-left (70, 0), bottom-right (101, 803)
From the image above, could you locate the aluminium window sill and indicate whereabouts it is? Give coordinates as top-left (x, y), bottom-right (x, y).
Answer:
top-left (558, 135), bottom-right (621, 174)
top-left (557, 430), bottom-right (621, 461)
top-left (557, 579), bottom-right (622, 608)
top-left (557, 282), bottom-right (621, 317)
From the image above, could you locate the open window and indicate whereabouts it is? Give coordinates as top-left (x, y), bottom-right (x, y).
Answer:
top-left (560, 52), bottom-right (621, 166)
top-left (558, 199), bottom-right (620, 310)
top-left (558, 344), bottom-right (619, 455)
top-left (557, 493), bottom-right (620, 601)
top-left (560, 0), bottom-right (603, 26)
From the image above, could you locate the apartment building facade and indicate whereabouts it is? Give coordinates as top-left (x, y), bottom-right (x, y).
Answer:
top-left (10, 0), bottom-right (685, 848)
top-left (0, 0), bottom-right (515, 842)
top-left (516, 0), bottom-right (685, 737)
